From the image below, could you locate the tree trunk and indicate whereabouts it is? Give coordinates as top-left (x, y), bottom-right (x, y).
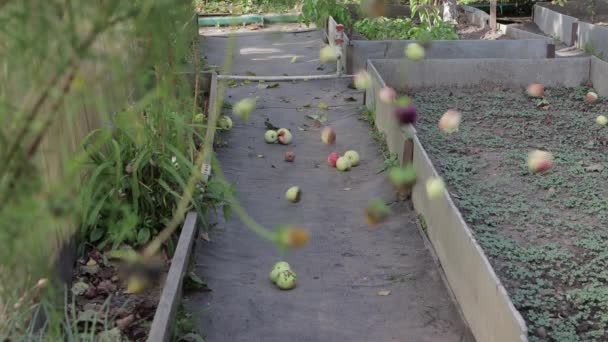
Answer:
top-left (443, 0), bottom-right (458, 24)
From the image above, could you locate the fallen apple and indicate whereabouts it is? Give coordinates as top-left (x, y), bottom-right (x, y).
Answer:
top-left (284, 151), bottom-right (296, 162)
top-left (233, 98), bottom-right (256, 121)
top-left (218, 115), bottom-right (233, 130)
top-left (395, 104), bottom-right (417, 125)
top-left (404, 43), bottom-right (425, 61)
top-left (365, 198), bottom-right (390, 225)
top-left (269, 261), bottom-right (291, 283)
top-left (586, 91), bottom-right (599, 104)
top-left (320, 46), bottom-right (338, 63)
top-left (379, 87), bottom-right (396, 104)
top-left (336, 156), bottom-right (351, 171)
top-left (321, 127), bottom-right (336, 144)
top-left (193, 113), bottom-right (205, 124)
top-left (276, 225), bottom-right (310, 249)
top-left (596, 115), bottom-right (608, 126)
top-left (526, 83), bottom-right (544, 98)
top-left (353, 71), bottom-right (371, 90)
top-left (285, 186), bottom-right (301, 203)
top-left (265, 130), bottom-right (278, 143)
top-left (327, 151), bottom-right (340, 167)
top-left (426, 177), bottom-right (445, 200)
top-left (344, 150), bottom-right (360, 167)
top-left (388, 165), bottom-right (417, 187)
top-left (438, 109), bottom-right (462, 134)
top-left (277, 128), bottom-right (293, 145)
top-left (527, 150), bottom-right (553, 173)
top-left (275, 270), bottom-right (297, 290)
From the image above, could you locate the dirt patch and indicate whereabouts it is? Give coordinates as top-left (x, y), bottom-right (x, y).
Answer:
top-left (456, 8), bottom-right (511, 40)
top-left (541, 0), bottom-right (608, 25)
top-left (410, 85), bottom-right (608, 341)
top-left (69, 248), bottom-right (168, 341)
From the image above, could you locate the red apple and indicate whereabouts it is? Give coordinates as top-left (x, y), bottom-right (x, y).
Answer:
top-left (327, 152), bottom-right (340, 167)
top-left (526, 83), bottom-right (544, 98)
top-left (284, 151), bottom-right (295, 162)
top-left (527, 150), bottom-right (553, 173)
top-left (586, 91), bottom-right (599, 104)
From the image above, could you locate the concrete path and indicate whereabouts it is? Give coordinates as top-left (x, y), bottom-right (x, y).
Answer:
top-left (185, 26), bottom-right (472, 342)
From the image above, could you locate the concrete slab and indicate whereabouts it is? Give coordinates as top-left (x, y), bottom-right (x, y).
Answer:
top-left (184, 78), bottom-right (472, 342)
top-left (200, 28), bottom-right (333, 76)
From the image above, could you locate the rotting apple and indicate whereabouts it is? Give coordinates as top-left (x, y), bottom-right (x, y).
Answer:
top-left (265, 130), bottom-right (278, 143)
top-left (275, 270), bottom-right (297, 290)
top-left (277, 128), bottom-right (293, 144)
top-left (321, 127), bottom-right (336, 144)
top-left (285, 186), bottom-right (302, 203)
top-left (284, 151), bottom-right (296, 162)
top-left (344, 150), bottom-right (360, 167)
top-left (269, 261), bottom-right (291, 283)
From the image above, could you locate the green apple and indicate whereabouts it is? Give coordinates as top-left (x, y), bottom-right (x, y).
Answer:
top-left (344, 150), bottom-right (360, 167)
top-left (265, 130), bottom-right (278, 143)
top-left (336, 156), bottom-right (351, 171)
top-left (269, 261), bottom-right (291, 282)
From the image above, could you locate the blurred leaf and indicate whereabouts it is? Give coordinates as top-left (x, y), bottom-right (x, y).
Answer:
top-left (137, 228), bottom-right (151, 245)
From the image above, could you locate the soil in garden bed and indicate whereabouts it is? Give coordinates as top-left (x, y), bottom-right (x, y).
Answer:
top-left (541, 0), bottom-right (608, 25)
top-left (184, 77), bottom-right (472, 341)
top-left (69, 248), bottom-right (169, 341)
top-left (411, 85), bottom-right (608, 341)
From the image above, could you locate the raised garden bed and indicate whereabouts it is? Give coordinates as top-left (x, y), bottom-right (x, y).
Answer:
top-left (534, 1), bottom-right (608, 58)
top-left (366, 56), bottom-right (608, 341)
top-left (326, 5), bottom-right (554, 73)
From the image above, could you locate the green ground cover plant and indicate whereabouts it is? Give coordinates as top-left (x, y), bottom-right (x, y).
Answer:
top-left (413, 85), bottom-right (608, 341)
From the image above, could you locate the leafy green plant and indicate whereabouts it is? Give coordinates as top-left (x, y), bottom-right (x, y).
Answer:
top-left (300, 0), bottom-right (352, 28)
top-left (353, 16), bottom-right (458, 40)
top-left (195, 0), bottom-right (300, 14)
top-left (78, 108), bottom-right (231, 250)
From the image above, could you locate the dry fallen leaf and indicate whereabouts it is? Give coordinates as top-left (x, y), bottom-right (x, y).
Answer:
top-left (343, 188), bottom-right (351, 191)
top-left (584, 163), bottom-right (604, 172)
top-left (200, 232), bottom-right (211, 242)
top-left (378, 290), bottom-right (391, 296)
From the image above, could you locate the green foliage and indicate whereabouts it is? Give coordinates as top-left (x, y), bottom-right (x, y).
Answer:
top-left (195, 0), bottom-right (300, 14)
top-left (79, 107), bottom-right (231, 250)
top-left (413, 86), bottom-right (608, 341)
top-left (354, 16), bottom-right (458, 40)
top-left (300, 0), bottom-right (353, 28)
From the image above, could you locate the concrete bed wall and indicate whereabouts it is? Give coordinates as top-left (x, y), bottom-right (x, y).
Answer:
top-left (578, 21), bottom-right (608, 59)
top-left (365, 57), bottom-right (603, 342)
top-left (534, 4), bottom-right (578, 45)
top-left (534, 3), bottom-right (608, 59)
top-left (349, 39), bottom-right (552, 73)
top-left (591, 56), bottom-right (608, 97)
top-left (372, 57), bottom-right (590, 88)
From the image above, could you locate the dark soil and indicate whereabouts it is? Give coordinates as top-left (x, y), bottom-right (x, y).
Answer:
top-left (69, 248), bottom-right (168, 341)
top-left (541, 0), bottom-right (608, 25)
top-left (410, 85), bottom-right (608, 341)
